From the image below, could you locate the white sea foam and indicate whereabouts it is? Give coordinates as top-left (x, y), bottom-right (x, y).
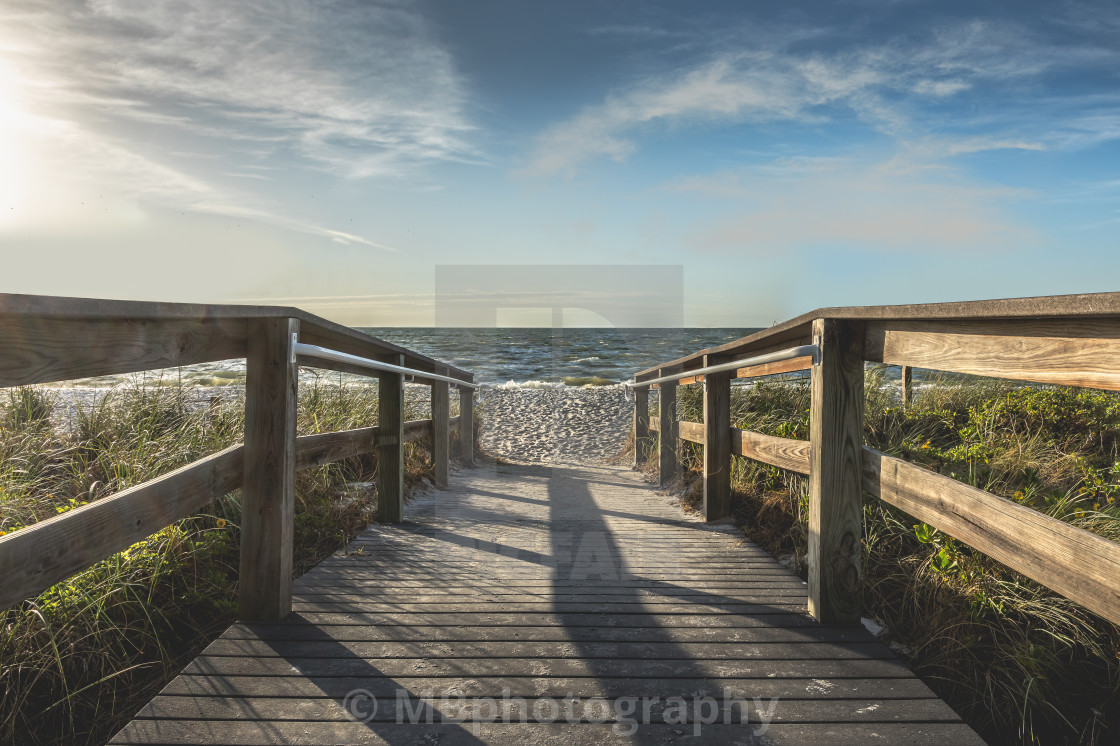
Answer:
top-left (494, 379), bottom-right (566, 390)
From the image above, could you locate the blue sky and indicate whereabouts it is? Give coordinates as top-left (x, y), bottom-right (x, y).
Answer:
top-left (0, 0), bottom-right (1117, 326)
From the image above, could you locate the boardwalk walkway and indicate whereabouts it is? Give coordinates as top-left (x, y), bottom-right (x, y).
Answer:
top-left (112, 461), bottom-right (982, 744)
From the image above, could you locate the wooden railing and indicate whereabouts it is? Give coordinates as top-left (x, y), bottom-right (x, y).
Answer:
top-left (0, 293), bottom-right (475, 622)
top-left (631, 292), bottom-right (1120, 627)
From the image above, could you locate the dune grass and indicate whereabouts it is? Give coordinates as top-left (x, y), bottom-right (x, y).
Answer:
top-left (653, 370), bottom-right (1120, 745)
top-left (0, 376), bottom-right (449, 745)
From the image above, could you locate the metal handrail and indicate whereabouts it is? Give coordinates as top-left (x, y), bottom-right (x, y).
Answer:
top-left (293, 338), bottom-right (480, 389)
top-left (626, 344), bottom-right (819, 388)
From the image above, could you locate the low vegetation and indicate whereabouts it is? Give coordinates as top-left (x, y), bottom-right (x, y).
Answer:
top-left (0, 377), bottom-right (446, 745)
top-left (653, 370), bottom-right (1120, 746)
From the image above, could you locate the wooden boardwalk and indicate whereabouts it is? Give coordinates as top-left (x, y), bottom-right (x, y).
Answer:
top-left (112, 461), bottom-right (983, 745)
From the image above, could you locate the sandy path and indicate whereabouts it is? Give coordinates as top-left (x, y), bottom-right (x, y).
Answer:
top-left (479, 385), bottom-right (631, 465)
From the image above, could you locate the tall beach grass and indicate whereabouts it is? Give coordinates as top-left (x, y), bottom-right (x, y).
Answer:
top-left (0, 374), bottom-right (461, 745)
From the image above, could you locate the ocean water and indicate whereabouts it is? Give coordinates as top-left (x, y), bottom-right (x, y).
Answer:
top-left (361, 328), bottom-right (762, 387)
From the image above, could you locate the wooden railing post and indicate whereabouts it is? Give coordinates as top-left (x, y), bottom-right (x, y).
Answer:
top-left (633, 386), bottom-right (650, 467)
top-left (703, 357), bottom-right (732, 521)
top-left (459, 386), bottom-right (475, 466)
top-left (240, 317), bottom-right (299, 622)
top-left (808, 318), bottom-right (865, 624)
top-left (377, 355), bottom-right (405, 523)
top-left (432, 374), bottom-right (450, 489)
top-left (658, 375), bottom-right (678, 485)
top-left (901, 365), bottom-right (912, 409)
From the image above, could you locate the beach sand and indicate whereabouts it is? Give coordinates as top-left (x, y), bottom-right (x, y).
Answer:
top-left (479, 385), bottom-right (631, 465)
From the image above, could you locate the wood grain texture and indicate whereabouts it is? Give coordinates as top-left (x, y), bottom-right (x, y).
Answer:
top-left (703, 358), bottom-right (732, 522)
top-left (864, 318), bottom-right (1120, 391)
top-left (0, 316), bottom-right (247, 387)
top-left (633, 386), bottom-right (651, 467)
top-left (377, 356), bottom-right (405, 523)
top-left (808, 319), bottom-right (865, 625)
top-left (679, 420), bottom-right (704, 444)
top-left (732, 430), bottom-right (811, 475)
top-left (636, 290), bottom-right (1120, 381)
top-left (0, 292), bottom-right (472, 383)
top-left (901, 365), bottom-right (912, 409)
top-left (294, 421), bottom-right (430, 471)
top-left (863, 447), bottom-right (1120, 627)
top-left (459, 386), bottom-right (475, 466)
top-left (431, 378), bottom-right (450, 489)
top-left (239, 318), bottom-right (299, 622)
top-left (0, 445), bottom-right (243, 611)
top-left (736, 356), bottom-right (813, 380)
top-left (658, 376), bottom-right (678, 485)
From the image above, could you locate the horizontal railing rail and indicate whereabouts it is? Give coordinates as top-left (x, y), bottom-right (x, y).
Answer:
top-left (630, 291), bottom-right (1120, 627)
top-left (294, 340), bottom-right (481, 388)
top-left (0, 293), bottom-right (476, 622)
top-left (625, 345), bottom-right (818, 388)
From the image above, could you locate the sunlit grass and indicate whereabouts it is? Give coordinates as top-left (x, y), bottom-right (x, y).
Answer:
top-left (0, 376), bottom-right (448, 745)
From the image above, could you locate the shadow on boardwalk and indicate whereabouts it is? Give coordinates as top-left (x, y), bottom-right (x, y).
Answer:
top-left (110, 461), bottom-right (983, 744)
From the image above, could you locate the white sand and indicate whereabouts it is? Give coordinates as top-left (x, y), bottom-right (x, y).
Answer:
top-left (479, 385), bottom-right (631, 465)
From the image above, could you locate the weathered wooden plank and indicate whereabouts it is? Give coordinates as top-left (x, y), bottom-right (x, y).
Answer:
top-left (658, 375), bottom-right (678, 485)
top-left (221, 624), bottom-right (862, 644)
top-left (459, 386), bottom-right (475, 465)
top-left (0, 445), bottom-right (243, 610)
top-left (287, 601), bottom-right (808, 615)
top-left (731, 430), bottom-right (810, 474)
top-left (0, 316), bottom-right (247, 387)
top-left (180, 654), bottom-right (908, 678)
top-left (131, 694), bottom-right (957, 724)
top-left (293, 421), bottom-right (430, 471)
top-left (377, 356), bottom-right (405, 523)
top-left (432, 377), bottom-right (450, 489)
top-left (199, 639), bottom-right (887, 660)
top-left (112, 720), bottom-right (983, 745)
top-left (864, 317), bottom-right (1120, 391)
top-left (239, 317), bottom-right (299, 622)
top-left (703, 358), bottom-right (731, 521)
top-left (156, 673), bottom-right (940, 699)
top-left (808, 319), bottom-right (864, 625)
top-left (253, 611), bottom-right (822, 629)
top-left (295, 427), bottom-right (377, 470)
top-left (679, 420), bottom-right (704, 444)
top-left (636, 290), bottom-right (1120, 381)
top-left (736, 355), bottom-right (813, 380)
top-left (633, 386), bottom-right (651, 466)
top-left (863, 447), bottom-right (1120, 627)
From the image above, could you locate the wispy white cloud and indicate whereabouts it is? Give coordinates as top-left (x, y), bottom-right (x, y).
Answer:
top-left (0, 0), bottom-right (474, 245)
top-left (523, 18), bottom-right (1120, 176)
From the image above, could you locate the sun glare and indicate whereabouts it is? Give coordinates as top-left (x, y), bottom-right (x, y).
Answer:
top-left (0, 61), bottom-right (35, 224)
